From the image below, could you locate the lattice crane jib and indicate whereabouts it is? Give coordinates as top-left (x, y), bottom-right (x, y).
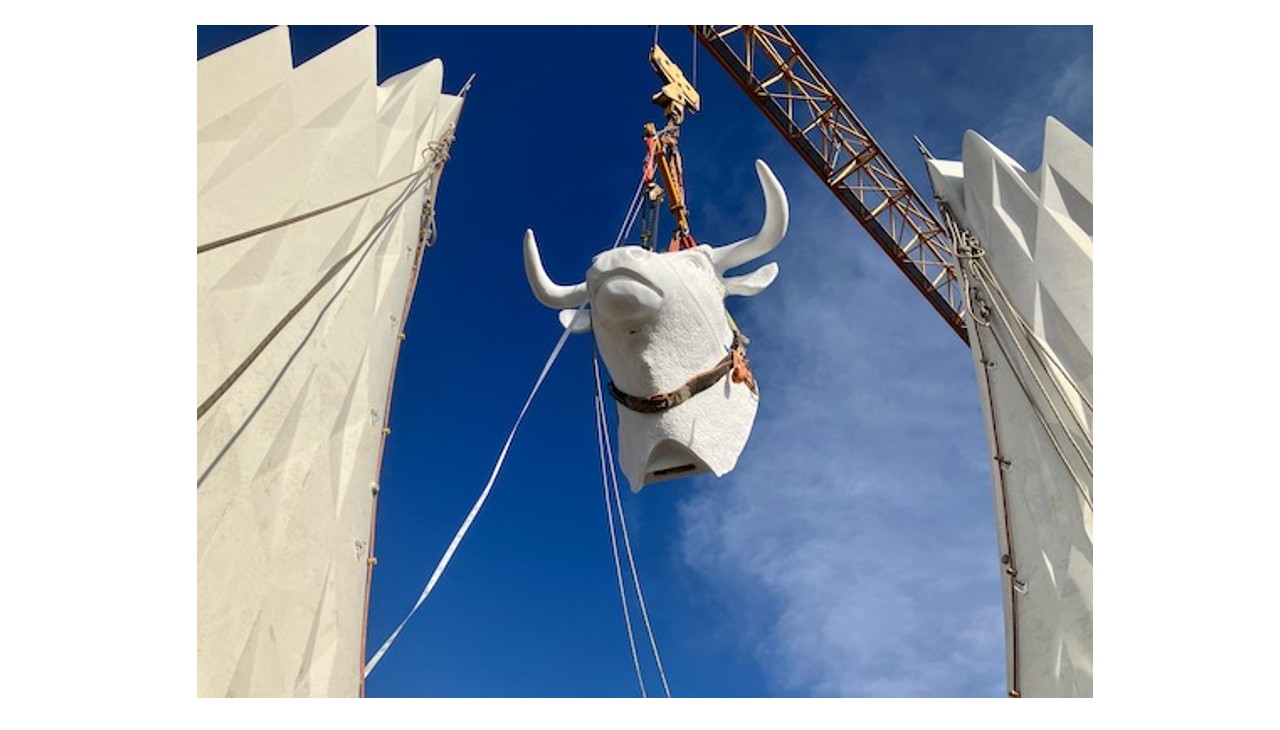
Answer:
top-left (691, 25), bottom-right (969, 345)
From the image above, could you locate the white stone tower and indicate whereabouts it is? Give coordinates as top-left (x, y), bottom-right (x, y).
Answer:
top-left (196, 27), bottom-right (464, 697)
top-left (927, 117), bottom-right (1093, 697)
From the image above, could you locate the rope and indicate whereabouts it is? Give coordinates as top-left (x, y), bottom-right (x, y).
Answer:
top-left (196, 162), bottom-right (436, 419)
top-left (618, 177), bottom-right (646, 247)
top-left (970, 260), bottom-right (1094, 475)
top-left (197, 168), bottom-right (424, 255)
top-left (417, 132), bottom-right (456, 249)
top-left (578, 170), bottom-right (671, 697)
top-left (363, 168), bottom-right (644, 681)
top-left (363, 318), bottom-right (577, 679)
top-left (953, 219), bottom-right (1094, 510)
top-left (971, 257), bottom-right (1093, 449)
top-left (691, 30), bottom-right (697, 94)
top-left (950, 217), bottom-right (1092, 425)
top-left (973, 253), bottom-right (1093, 415)
top-left (968, 288), bottom-right (1024, 698)
top-left (593, 352), bottom-right (672, 697)
top-left (973, 291), bottom-right (1095, 511)
top-left (946, 210), bottom-right (1023, 696)
top-left (593, 362), bottom-right (647, 697)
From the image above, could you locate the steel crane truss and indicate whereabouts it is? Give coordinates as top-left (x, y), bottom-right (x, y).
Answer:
top-left (693, 25), bottom-right (968, 344)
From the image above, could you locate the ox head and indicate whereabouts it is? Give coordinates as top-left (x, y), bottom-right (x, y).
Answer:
top-left (523, 160), bottom-right (789, 491)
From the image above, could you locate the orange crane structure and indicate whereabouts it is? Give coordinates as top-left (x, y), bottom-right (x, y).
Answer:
top-left (692, 25), bottom-right (969, 344)
top-left (693, 26), bottom-right (1093, 698)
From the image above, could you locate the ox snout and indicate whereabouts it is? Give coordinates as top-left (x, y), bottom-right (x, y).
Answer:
top-left (591, 273), bottom-right (663, 328)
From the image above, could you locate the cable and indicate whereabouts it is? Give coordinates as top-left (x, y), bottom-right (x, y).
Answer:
top-left (973, 254), bottom-right (1093, 416)
top-left (196, 162), bottom-right (436, 419)
top-left (364, 168), bottom-right (645, 681)
top-left (197, 167), bottom-right (426, 254)
top-left (358, 131), bottom-right (457, 695)
top-left (691, 30), bottom-right (697, 90)
top-left (617, 177), bottom-right (646, 247)
top-left (578, 172), bottom-right (671, 697)
top-left (946, 213), bottom-right (1093, 499)
top-left (593, 353), bottom-right (672, 697)
top-left (949, 212), bottom-right (1092, 435)
top-left (363, 317), bottom-right (578, 679)
top-left (975, 299), bottom-right (1094, 510)
top-left (593, 366), bottom-right (647, 697)
top-left (971, 260), bottom-right (1094, 474)
top-left (962, 255), bottom-right (1093, 510)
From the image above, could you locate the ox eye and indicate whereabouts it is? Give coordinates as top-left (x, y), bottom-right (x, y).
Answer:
top-left (691, 251), bottom-right (714, 268)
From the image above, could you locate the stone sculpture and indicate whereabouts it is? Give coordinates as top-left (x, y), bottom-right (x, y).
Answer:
top-left (524, 160), bottom-right (788, 490)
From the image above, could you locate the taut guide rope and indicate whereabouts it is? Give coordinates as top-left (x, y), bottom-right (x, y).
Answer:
top-left (364, 179), bottom-right (651, 679)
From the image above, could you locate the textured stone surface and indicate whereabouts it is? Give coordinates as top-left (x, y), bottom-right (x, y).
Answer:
top-left (927, 117), bottom-right (1093, 697)
top-left (589, 246), bottom-right (761, 489)
top-left (196, 27), bottom-right (462, 697)
top-left (524, 161), bottom-right (788, 491)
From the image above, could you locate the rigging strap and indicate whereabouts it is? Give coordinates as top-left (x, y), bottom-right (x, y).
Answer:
top-left (363, 172), bottom-right (648, 680)
top-left (607, 329), bottom-right (755, 414)
top-left (364, 317), bottom-right (577, 678)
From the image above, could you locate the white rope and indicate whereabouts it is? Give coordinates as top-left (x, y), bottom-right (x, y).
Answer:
top-left (364, 173), bottom-right (647, 680)
top-left (960, 253), bottom-right (1093, 511)
top-left (970, 259), bottom-right (1094, 473)
top-left (592, 352), bottom-right (673, 698)
top-left (617, 177), bottom-right (646, 247)
top-left (593, 364), bottom-right (648, 697)
top-left (595, 174), bottom-right (672, 696)
top-left (691, 30), bottom-right (697, 90)
top-left (197, 161), bottom-right (439, 420)
top-left (973, 254), bottom-right (1094, 416)
top-left (363, 321), bottom-right (576, 678)
top-left (974, 295), bottom-right (1095, 511)
top-left (945, 212), bottom-right (1093, 499)
top-left (948, 213), bottom-right (1093, 420)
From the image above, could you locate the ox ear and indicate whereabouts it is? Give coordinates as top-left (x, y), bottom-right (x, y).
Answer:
top-left (723, 262), bottom-right (779, 297)
top-left (558, 308), bottom-right (593, 334)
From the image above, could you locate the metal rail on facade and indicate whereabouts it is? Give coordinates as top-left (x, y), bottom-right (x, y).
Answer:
top-left (692, 25), bottom-right (969, 345)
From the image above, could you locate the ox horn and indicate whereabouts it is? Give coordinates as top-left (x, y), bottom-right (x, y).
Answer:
top-left (708, 160), bottom-right (789, 274)
top-left (523, 229), bottom-right (588, 309)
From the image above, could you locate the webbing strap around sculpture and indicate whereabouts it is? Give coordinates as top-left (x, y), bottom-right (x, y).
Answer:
top-left (608, 352), bottom-right (735, 413)
top-left (608, 331), bottom-right (755, 414)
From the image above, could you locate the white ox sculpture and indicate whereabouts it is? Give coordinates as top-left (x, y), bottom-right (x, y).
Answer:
top-left (524, 160), bottom-right (788, 491)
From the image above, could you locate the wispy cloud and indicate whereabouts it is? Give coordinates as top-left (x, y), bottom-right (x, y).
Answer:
top-left (676, 182), bottom-right (1005, 696)
top-left (664, 27), bottom-right (1089, 696)
top-left (988, 50), bottom-right (1094, 166)
top-left (805, 27), bottom-right (1092, 170)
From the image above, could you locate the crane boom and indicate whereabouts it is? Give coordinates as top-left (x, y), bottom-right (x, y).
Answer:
top-left (692, 25), bottom-right (968, 345)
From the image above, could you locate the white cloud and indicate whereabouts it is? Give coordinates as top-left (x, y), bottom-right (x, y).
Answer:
top-left (663, 27), bottom-right (1091, 696)
top-left (675, 184), bottom-right (1005, 696)
top-left (981, 32), bottom-right (1094, 166)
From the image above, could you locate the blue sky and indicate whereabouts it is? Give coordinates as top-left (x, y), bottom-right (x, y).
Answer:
top-left (5, 10), bottom-right (1277, 723)
top-left (196, 25), bottom-right (1092, 698)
